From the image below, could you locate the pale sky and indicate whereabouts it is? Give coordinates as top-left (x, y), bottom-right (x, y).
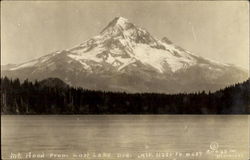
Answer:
top-left (1, 1), bottom-right (249, 69)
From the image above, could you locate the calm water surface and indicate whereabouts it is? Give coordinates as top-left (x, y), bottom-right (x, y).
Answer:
top-left (1, 115), bottom-right (249, 160)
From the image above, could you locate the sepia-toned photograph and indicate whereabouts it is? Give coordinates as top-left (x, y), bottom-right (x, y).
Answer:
top-left (1, 1), bottom-right (249, 160)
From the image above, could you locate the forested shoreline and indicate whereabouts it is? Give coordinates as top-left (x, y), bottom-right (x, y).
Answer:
top-left (1, 77), bottom-right (249, 114)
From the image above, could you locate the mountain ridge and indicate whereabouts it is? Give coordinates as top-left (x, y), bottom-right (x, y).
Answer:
top-left (39, 77), bottom-right (69, 89)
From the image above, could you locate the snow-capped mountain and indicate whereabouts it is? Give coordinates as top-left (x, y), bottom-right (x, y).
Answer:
top-left (2, 17), bottom-right (248, 93)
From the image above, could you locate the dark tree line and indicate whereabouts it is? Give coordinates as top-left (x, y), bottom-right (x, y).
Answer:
top-left (1, 77), bottom-right (249, 114)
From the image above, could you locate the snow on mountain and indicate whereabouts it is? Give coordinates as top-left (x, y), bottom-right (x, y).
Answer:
top-left (9, 51), bottom-right (61, 71)
top-left (65, 16), bottom-right (198, 73)
top-left (1, 17), bottom-right (248, 93)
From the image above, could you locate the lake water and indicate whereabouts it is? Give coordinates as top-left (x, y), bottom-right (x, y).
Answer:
top-left (1, 115), bottom-right (249, 160)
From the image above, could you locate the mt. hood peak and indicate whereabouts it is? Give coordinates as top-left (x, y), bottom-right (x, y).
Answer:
top-left (2, 17), bottom-right (248, 93)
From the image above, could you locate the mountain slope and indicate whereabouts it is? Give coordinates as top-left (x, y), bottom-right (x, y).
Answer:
top-left (39, 78), bottom-right (69, 89)
top-left (1, 17), bottom-right (248, 93)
